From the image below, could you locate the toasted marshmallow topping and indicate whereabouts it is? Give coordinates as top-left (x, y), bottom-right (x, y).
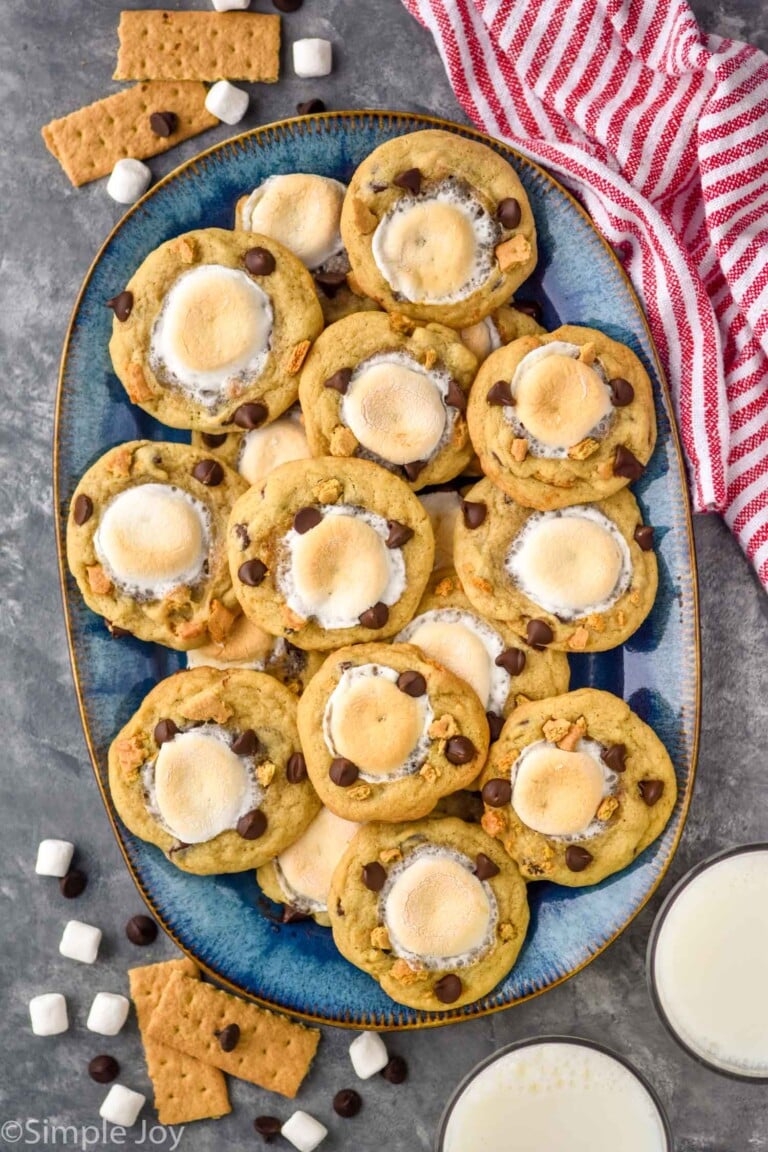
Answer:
top-left (149, 726), bottom-right (261, 844)
top-left (187, 614), bottom-right (276, 671)
top-left (460, 316), bottom-right (502, 363)
top-left (341, 352), bottom-right (453, 466)
top-left (95, 484), bottom-right (209, 599)
top-left (372, 181), bottom-right (498, 304)
top-left (418, 490), bottom-right (462, 570)
top-left (323, 663), bottom-right (433, 780)
top-left (237, 411), bottom-right (310, 486)
top-left (150, 265), bottom-right (273, 408)
top-left (279, 505), bottom-right (406, 630)
top-left (275, 807), bottom-right (361, 912)
top-left (382, 846), bottom-right (496, 967)
top-left (506, 342), bottom-right (613, 457)
top-left (506, 506), bottom-right (631, 620)
top-left (239, 174), bottom-right (346, 270)
top-left (511, 739), bottom-right (613, 838)
top-left (397, 609), bottom-right (508, 713)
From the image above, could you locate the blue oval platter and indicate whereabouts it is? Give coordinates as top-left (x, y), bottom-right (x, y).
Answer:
top-left (55, 111), bottom-right (700, 1029)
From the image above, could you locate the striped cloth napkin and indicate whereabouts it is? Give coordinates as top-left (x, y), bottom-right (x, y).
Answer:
top-left (402, 0), bottom-right (768, 586)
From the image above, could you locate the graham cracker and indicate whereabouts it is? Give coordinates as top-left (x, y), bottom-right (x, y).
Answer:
top-left (42, 82), bottom-right (217, 188)
top-left (146, 970), bottom-right (320, 1098)
top-left (129, 958), bottom-right (230, 1126)
top-left (114, 11), bottom-right (281, 83)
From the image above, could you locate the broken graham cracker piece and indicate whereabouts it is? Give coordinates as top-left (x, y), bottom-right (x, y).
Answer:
top-left (146, 971), bottom-right (320, 1098)
top-left (114, 11), bottom-right (281, 83)
top-left (129, 958), bottom-right (230, 1126)
top-left (42, 82), bottom-right (217, 188)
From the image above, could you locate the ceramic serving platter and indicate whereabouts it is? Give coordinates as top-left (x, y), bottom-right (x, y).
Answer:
top-left (55, 111), bottom-right (700, 1029)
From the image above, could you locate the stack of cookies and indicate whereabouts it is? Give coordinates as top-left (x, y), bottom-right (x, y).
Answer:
top-left (66, 129), bottom-right (677, 1018)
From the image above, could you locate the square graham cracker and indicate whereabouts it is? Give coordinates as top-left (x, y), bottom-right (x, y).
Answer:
top-left (114, 11), bottom-right (281, 83)
top-left (129, 958), bottom-right (231, 1126)
top-left (42, 82), bottom-right (217, 188)
top-left (146, 971), bottom-right (321, 1098)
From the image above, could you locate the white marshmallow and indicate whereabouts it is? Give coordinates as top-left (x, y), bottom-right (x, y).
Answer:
top-left (292, 38), bottom-right (333, 78)
top-left (281, 1111), bottom-right (328, 1152)
top-left (211, 0), bottom-right (250, 9)
top-left (59, 920), bottom-right (102, 964)
top-left (349, 1031), bottom-right (389, 1079)
top-left (205, 80), bottom-right (250, 126)
top-left (35, 839), bottom-right (74, 878)
top-left (107, 158), bottom-right (152, 205)
top-left (29, 993), bottom-right (68, 1037)
top-left (87, 992), bottom-right (131, 1036)
top-left (99, 1084), bottom-right (146, 1128)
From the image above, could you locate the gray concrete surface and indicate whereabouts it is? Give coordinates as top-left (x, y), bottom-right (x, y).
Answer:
top-left (1, 1), bottom-right (766, 1149)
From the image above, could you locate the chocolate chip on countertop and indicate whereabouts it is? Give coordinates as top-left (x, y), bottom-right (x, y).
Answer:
top-left (486, 379), bottom-right (515, 406)
top-left (330, 757), bottom-right (359, 787)
top-left (461, 499), bottom-right (487, 529)
top-left (214, 1023), bottom-right (241, 1052)
top-left (297, 97), bottom-right (326, 115)
top-left (474, 853), bottom-right (500, 881)
top-left (149, 110), bottom-right (178, 137)
top-left (201, 432), bottom-right (228, 448)
top-left (60, 869), bottom-right (87, 899)
top-left (497, 197), bottom-right (521, 228)
top-left (495, 647), bottom-right (526, 675)
top-left (397, 670), bottom-right (427, 697)
top-left (231, 729), bottom-right (259, 757)
top-left (254, 1115), bottom-right (283, 1142)
top-left (233, 402), bottom-right (268, 430)
top-left (333, 1088), bottom-right (362, 1118)
top-left (88, 1054), bottom-right (120, 1084)
top-left (153, 718), bottom-right (178, 746)
top-left (359, 602), bottom-right (389, 629)
top-left (526, 619), bottom-right (553, 648)
top-left (238, 558), bottom-right (267, 586)
top-left (609, 377), bottom-right (635, 407)
top-left (639, 779), bottom-right (665, 806)
top-left (381, 1054), bottom-right (408, 1083)
top-left (106, 291), bottom-right (133, 321)
top-left (445, 379), bottom-right (467, 412)
top-left (486, 711), bottom-right (505, 742)
top-left (613, 445), bottom-right (644, 480)
top-left (324, 367), bottom-right (353, 394)
top-left (393, 167), bottom-right (422, 194)
top-left (634, 525), bottom-right (654, 550)
top-left (293, 506), bottom-right (323, 534)
top-left (482, 778), bottom-right (512, 807)
top-left (445, 736), bottom-right (476, 765)
top-left (192, 458), bottom-right (224, 486)
top-left (434, 973), bottom-right (462, 1003)
top-left (244, 246), bottom-right (276, 276)
top-left (237, 809), bottom-right (268, 840)
top-left (386, 519), bottom-right (414, 549)
top-left (565, 845), bottom-right (593, 872)
top-left (602, 743), bottom-right (627, 773)
top-left (126, 914), bottom-right (158, 946)
top-left (73, 494), bottom-right (93, 525)
top-left (286, 752), bottom-right (308, 783)
top-left (282, 906), bottom-right (311, 924)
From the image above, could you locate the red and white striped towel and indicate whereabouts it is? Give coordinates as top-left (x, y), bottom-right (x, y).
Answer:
top-left (402, 0), bottom-right (768, 586)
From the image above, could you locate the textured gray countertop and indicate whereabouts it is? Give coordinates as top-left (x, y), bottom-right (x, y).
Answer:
top-left (1, 1), bottom-right (767, 1149)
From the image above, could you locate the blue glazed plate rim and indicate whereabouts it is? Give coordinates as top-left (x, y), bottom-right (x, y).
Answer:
top-left (54, 110), bottom-right (701, 1030)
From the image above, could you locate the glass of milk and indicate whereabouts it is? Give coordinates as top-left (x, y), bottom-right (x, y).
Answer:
top-left (647, 843), bottom-right (768, 1081)
top-left (437, 1036), bottom-right (672, 1152)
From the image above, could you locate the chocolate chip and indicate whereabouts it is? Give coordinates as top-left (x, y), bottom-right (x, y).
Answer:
top-left (314, 269), bottom-right (345, 296)
top-left (282, 905), bottom-right (311, 924)
top-left (192, 458), bottom-right (224, 486)
top-left (359, 602), bottom-right (389, 629)
top-left (333, 1088), bottom-right (362, 1118)
top-left (613, 445), bottom-right (644, 480)
top-left (149, 110), bottom-right (178, 137)
top-left (105, 620), bottom-right (131, 638)
top-left (434, 973), bottom-right (462, 1003)
top-left (565, 845), bottom-right (593, 872)
top-left (126, 914), bottom-right (158, 946)
top-left (393, 167), bottom-right (421, 194)
top-left (214, 1023), bottom-right (240, 1052)
top-left (293, 506), bottom-right (323, 534)
top-left (73, 494), bottom-right (93, 526)
top-left (512, 299), bottom-right (542, 322)
top-left (234, 524), bottom-right (251, 553)
top-left (231, 729), bottom-right (258, 756)
top-left (486, 711), bottom-right (505, 742)
top-left (495, 647), bottom-right (526, 675)
top-left (486, 379), bottom-right (515, 406)
top-left (237, 809), bottom-right (267, 840)
top-left (482, 778), bottom-right (511, 807)
top-left (153, 718), bottom-right (178, 746)
top-left (497, 197), bottom-right (521, 228)
top-left (245, 247), bottom-right (276, 276)
top-left (324, 367), bottom-right (353, 394)
top-left (330, 757), bottom-right (359, 787)
top-left (238, 558), bottom-right (267, 586)
top-left (609, 377), bottom-right (635, 407)
top-left (297, 97), bottom-right (326, 114)
top-left (254, 1115), bottom-right (282, 1142)
top-left (526, 619), bottom-right (553, 648)
top-left (202, 432), bottom-right (227, 448)
top-left (106, 291), bottom-right (133, 322)
top-left (272, 0), bottom-right (302, 10)
top-left (634, 525), bottom-right (654, 551)
top-left (386, 520), bottom-right (414, 549)
top-left (403, 459), bottom-right (427, 482)
top-left (639, 779), bottom-right (664, 806)
top-left (60, 869), bottom-right (87, 899)
top-left (381, 1055), bottom-right (408, 1083)
top-left (361, 861), bottom-right (387, 891)
top-left (88, 1054), bottom-right (120, 1084)
top-left (602, 743), bottom-right (627, 773)
top-left (286, 752), bottom-right (308, 783)
top-left (233, 402), bottom-right (268, 430)
top-left (474, 852), bottom-right (500, 881)
top-left (461, 499), bottom-right (487, 529)
top-left (397, 670), bottom-right (427, 697)
top-left (445, 379), bottom-right (467, 412)
top-left (445, 736), bottom-right (476, 765)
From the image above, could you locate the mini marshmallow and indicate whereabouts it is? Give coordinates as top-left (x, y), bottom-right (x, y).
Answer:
top-left (87, 992), bottom-right (131, 1036)
top-left (106, 158), bottom-right (152, 205)
top-left (349, 1030), bottom-right (389, 1079)
top-left (205, 80), bottom-right (250, 126)
top-left (211, 0), bottom-right (250, 8)
top-left (99, 1084), bottom-right (146, 1128)
top-left (29, 993), bottom-right (68, 1036)
top-left (281, 1111), bottom-right (328, 1152)
top-left (35, 839), bottom-right (74, 878)
top-left (59, 919), bottom-right (102, 964)
top-left (292, 38), bottom-right (333, 79)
